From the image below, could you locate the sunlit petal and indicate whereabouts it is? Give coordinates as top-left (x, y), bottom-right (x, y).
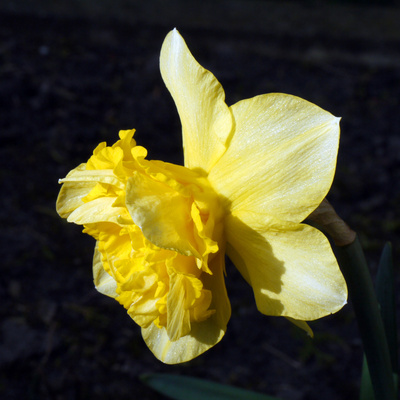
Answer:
top-left (93, 243), bottom-right (118, 298)
top-left (208, 93), bottom-right (340, 223)
top-left (67, 197), bottom-right (126, 225)
top-left (160, 29), bottom-right (233, 172)
top-left (285, 318), bottom-right (313, 337)
top-left (125, 170), bottom-right (197, 256)
top-left (142, 251), bottom-right (231, 364)
top-left (226, 211), bottom-right (347, 321)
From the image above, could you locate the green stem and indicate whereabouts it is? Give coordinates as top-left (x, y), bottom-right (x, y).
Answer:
top-left (336, 236), bottom-right (396, 400)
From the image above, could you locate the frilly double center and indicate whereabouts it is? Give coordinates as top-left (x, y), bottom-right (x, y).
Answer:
top-left (57, 130), bottom-right (229, 356)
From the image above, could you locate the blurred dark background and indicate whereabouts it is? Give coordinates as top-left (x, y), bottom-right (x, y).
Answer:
top-left (1, 1), bottom-right (399, 399)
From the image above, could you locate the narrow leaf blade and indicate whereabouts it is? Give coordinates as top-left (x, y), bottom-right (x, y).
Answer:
top-left (140, 373), bottom-right (283, 400)
top-left (376, 242), bottom-right (398, 376)
top-left (359, 355), bottom-right (375, 400)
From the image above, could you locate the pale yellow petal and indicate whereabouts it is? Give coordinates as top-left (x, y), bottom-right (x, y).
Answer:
top-left (285, 317), bottom-right (313, 337)
top-left (225, 211), bottom-right (347, 321)
top-left (160, 29), bottom-right (233, 172)
top-left (125, 171), bottom-right (218, 260)
top-left (208, 93), bottom-right (340, 223)
top-left (66, 196), bottom-right (125, 225)
top-left (56, 164), bottom-right (95, 218)
top-left (59, 162), bottom-right (124, 187)
top-left (56, 181), bottom-right (97, 218)
top-left (93, 243), bottom-right (118, 298)
top-left (125, 171), bottom-right (196, 256)
top-left (142, 318), bottom-right (222, 364)
top-left (166, 272), bottom-right (191, 341)
top-left (141, 250), bottom-right (231, 364)
top-left (57, 163), bottom-right (125, 220)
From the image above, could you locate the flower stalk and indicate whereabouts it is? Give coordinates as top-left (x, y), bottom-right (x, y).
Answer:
top-left (307, 199), bottom-right (356, 246)
top-left (310, 200), bottom-right (396, 399)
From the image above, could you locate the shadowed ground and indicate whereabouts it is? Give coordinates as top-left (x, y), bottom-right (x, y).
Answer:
top-left (1, 1), bottom-right (399, 399)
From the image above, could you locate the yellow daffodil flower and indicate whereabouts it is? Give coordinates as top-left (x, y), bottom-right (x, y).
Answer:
top-left (56, 29), bottom-right (347, 364)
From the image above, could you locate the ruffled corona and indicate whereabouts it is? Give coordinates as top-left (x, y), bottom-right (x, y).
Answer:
top-left (57, 129), bottom-right (226, 344)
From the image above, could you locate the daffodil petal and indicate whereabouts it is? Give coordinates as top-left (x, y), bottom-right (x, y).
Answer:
top-left (60, 166), bottom-right (124, 189)
top-left (208, 93), bottom-right (340, 223)
top-left (56, 181), bottom-right (96, 219)
top-left (93, 243), bottom-right (118, 298)
top-left (142, 250), bottom-right (231, 364)
top-left (56, 164), bottom-right (96, 218)
top-left (142, 319), bottom-right (221, 364)
top-left (125, 171), bottom-right (198, 257)
top-left (160, 29), bottom-right (233, 172)
top-left (56, 162), bottom-right (125, 220)
top-left (67, 196), bottom-right (126, 225)
top-left (225, 211), bottom-right (347, 321)
top-left (165, 271), bottom-right (192, 341)
top-left (285, 317), bottom-right (313, 337)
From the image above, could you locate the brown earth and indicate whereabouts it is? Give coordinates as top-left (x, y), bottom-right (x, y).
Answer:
top-left (1, 1), bottom-right (400, 399)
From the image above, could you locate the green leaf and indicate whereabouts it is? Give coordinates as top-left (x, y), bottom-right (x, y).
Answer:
top-left (360, 356), bottom-right (399, 400)
top-left (359, 355), bottom-right (375, 400)
top-left (376, 242), bottom-right (399, 398)
top-left (376, 243), bottom-right (398, 376)
top-left (359, 242), bottom-right (398, 400)
top-left (336, 236), bottom-right (396, 400)
top-left (140, 373), bottom-right (283, 400)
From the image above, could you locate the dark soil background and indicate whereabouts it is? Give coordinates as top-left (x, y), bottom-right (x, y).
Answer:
top-left (1, 1), bottom-right (399, 399)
